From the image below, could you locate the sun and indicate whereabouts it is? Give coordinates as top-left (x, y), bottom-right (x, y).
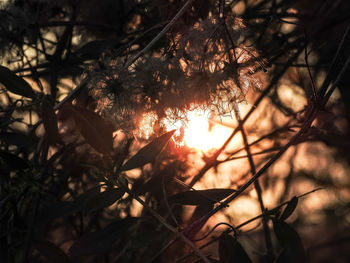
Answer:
top-left (138, 107), bottom-right (233, 152)
top-left (180, 109), bottom-right (213, 151)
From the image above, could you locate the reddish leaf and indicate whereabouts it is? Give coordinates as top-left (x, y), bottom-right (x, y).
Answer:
top-left (122, 130), bottom-right (176, 171)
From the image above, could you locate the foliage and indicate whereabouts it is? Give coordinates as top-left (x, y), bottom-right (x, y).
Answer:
top-left (1, 0), bottom-right (350, 263)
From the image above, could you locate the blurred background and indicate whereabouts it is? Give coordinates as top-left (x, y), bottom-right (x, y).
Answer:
top-left (1, 0), bottom-right (350, 262)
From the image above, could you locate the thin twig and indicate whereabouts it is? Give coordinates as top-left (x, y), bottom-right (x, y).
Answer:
top-left (191, 222), bottom-right (236, 242)
top-left (162, 173), bottom-right (180, 226)
top-left (186, 103), bottom-right (318, 236)
top-left (318, 23), bottom-right (350, 98)
top-left (29, 20), bottom-right (121, 31)
top-left (304, 29), bottom-right (318, 102)
top-left (187, 33), bottom-right (346, 233)
top-left (21, 194), bottom-right (41, 263)
top-left (225, 125), bottom-right (296, 157)
top-left (119, 0), bottom-right (196, 72)
top-left (176, 188), bottom-right (323, 262)
top-left (189, 47), bottom-right (304, 187)
top-left (323, 54), bottom-right (350, 103)
top-left (233, 103), bottom-right (274, 258)
top-left (219, 147), bottom-right (280, 163)
top-left (130, 194), bottom-right (211, 263)
top-left (30, 0), bottom-right (195, 133)
top-left (146, 237), bottom-right (178, 263)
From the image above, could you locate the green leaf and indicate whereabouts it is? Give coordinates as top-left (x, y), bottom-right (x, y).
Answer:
top-left (0, 150), bottom-right (29, 171)
top-left (0, 66), bottom-right (35, 98)
top-left (0, 132), bottom-right (32, 148)
top-left (34, 240), bottom-right (70, 263)
top-left (67, 105), bottom-right (114, 154)
top-left (83, 188), bottom-right (125, 214)
top-left (168, 188), bottom-right (236, 206)
top-left (219, 233), bottom-right (252, 263)
top-left (121, 130), bottom-right (176, 171)
top-left (280, 196), bottom-right (298, 221)
top-left (69, 218), bottom-right (137, 257)
top-left (42, 96), bottom-right (59, 144)
top-left (273, 219), bottom-right (305, 262)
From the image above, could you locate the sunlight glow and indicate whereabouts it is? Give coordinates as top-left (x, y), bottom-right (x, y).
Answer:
top-left (138, 107), bottom-right (234, 152)
top-left (138, 112), bottom-right (157, 139)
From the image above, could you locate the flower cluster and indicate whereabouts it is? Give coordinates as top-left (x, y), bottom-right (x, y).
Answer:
top-left (88, 17), bottom-right (264, 136)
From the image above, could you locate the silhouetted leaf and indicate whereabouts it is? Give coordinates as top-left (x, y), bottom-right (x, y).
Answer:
top-left (273, 219), bottom-right (305, 262)
top-left (0, 150), bottom-right (29, 170)
top-left (0, 66), bottom-right (35, 98)
top-left (184, 204), bottom-right (213, 238)
top-left (68, 105), bottom-right (114, 154)
top-left (34, 240), bottom-right (70, 263)
top-left (168, 188), bottom-right (236, 206)
top-left (280, 196), bottom-right (298, 221)
top-left (0, 132), bottom-right (32, 148)
top-left (130, 231), bottom-right (168, 250)
top-left (133, 161), bottom-right (179, 195)
top-left (273, 219), bottom-right (301, 247)
top-left (73, 186), bottom-right (102, 207)
top-left (122, 130), bottom-right (176, 171)
top-left (192, 256), bottom-right (219, 263)
top-left (0, 117), bottom-right (23, 129)
top-left (193, 0), bottom-right (212, 20)
top-left (69, 218), bottom-right (137, 257)
top-left (275, 246), bottom-right (302, 263)
top-left (58, 65), bottom-right (84, 78)
top-left (42, 96), bottom-right (59, 144)
top-left (75, 39), bottom-right (121, 60)
top-left (38, 186), bottom-right (101, 223)
top-left (219, 233), bottom-right (252, 263)
top-left (84, 188), bottom-right (124, 213)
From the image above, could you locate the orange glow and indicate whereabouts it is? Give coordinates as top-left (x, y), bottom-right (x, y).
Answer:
top-left (138, 112), bottom-right (157, 139)
top-left (183, 109), bottom-right (211, 150)
top-left (138, 107), bottom-right (234, 152)
top-left (163, 108), bottom-right (215, 150)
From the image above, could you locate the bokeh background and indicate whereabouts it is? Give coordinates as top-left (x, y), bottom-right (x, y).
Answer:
top-left (1, 0), bottom-right (350, 262)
